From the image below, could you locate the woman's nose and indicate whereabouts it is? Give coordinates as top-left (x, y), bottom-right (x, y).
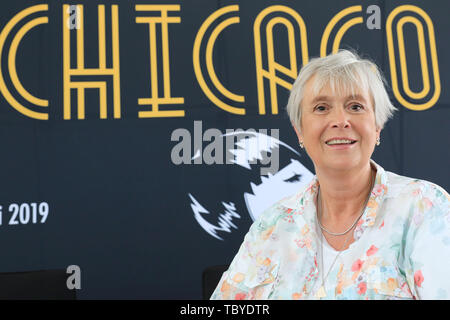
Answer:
top-left (330, 108), bottom-right (350, 128)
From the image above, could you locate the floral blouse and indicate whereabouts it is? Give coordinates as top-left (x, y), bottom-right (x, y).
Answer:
top-left (210, 159), bottom-right (450, 300)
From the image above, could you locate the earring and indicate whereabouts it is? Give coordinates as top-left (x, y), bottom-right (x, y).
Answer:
top-left (376, 137), bottom-right (380, 146)
top-left (299, 141), bottom-right (304, 149)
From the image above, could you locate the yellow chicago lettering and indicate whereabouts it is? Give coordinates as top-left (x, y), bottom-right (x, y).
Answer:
top-left (397, 16), bottom-right (429, 100)
top-left (254, 5), bottom-right (308, 115)
top-left (63, 5), bottom-right (121, 120)
top-left (386, 5), bottom-right (440, 111)
top-left (193, 5), bottom-right (245, 115)
top-left (320, 5), bottom-right (363, 57)
top-left (135, 5), bottom-right (184, 118)
top-left (0, 5), bottom-right (48, 120)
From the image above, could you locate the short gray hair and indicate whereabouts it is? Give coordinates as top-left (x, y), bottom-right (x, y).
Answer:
top-left (286, 49), bottom-right (397, 133)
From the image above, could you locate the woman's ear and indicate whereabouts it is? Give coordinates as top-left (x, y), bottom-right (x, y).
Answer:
top-left (376, 127), bottom-right (382, 140)
top-left (291, 121), bottom-right (303, 143)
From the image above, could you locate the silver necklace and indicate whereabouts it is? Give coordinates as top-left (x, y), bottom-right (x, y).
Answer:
top-left (315, 227), bottom-right (352, 298)
top-left (314, 169), bottom-right (375, 298)
top-left (317, 170), bottom-right (374, 236)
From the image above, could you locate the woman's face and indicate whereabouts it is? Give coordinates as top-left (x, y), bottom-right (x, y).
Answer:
top-left (294, 76), bottom-right (381, 172)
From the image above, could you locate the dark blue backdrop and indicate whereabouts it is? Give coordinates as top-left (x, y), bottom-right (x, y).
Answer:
top-left (0, 0), bottom-right (448, 298)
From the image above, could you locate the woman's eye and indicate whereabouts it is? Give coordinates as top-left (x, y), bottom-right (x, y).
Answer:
top-left (315, 105), bottom-right (327, 112)
top-left (350, 104), bottom-right (363, 111)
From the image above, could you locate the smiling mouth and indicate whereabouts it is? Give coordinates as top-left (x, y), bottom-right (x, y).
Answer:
top-left (325, 140), bottom-right (357, 146)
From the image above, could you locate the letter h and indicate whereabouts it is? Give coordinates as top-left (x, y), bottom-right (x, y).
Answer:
top-left (62, 5), bottom-right (121, 119)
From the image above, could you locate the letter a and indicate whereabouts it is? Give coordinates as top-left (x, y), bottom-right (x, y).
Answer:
top-left (366, 5), bottom-right (381, 30)
top-left (66, 265), bottom-right (81, 289)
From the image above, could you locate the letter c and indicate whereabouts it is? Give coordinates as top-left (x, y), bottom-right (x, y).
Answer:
top-left (0, 5), bottom-right (49, 119)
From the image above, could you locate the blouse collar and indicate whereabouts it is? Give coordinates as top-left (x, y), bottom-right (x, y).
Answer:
top-left (282, 158), bottom-right (388, 230)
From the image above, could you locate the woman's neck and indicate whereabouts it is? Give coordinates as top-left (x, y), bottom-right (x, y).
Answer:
top-left (315, 161), bottom-right (375, 226)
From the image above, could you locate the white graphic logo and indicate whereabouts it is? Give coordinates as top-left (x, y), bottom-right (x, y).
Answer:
top-left (188, 130), bottom-right (314, 240)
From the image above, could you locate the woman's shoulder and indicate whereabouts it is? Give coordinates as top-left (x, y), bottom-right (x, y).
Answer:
top-left (383, 170), bottom-right (449, 234)
top-left (385, 170), bottom-right (449, 204)
top-left (255, 181), bottom-right (314, 226)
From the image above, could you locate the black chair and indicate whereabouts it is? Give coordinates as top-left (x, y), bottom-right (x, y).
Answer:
top-left (202, 265), bottom-right (229, 300)
top-left (0, 269), bottom-right (77, 300)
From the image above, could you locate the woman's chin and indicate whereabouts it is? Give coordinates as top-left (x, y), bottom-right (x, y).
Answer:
top-left (321, 157), bottom-right (363, 171)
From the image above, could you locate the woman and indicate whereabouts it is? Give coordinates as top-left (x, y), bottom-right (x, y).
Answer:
top-left (210, 49), bottom-right (450, 300)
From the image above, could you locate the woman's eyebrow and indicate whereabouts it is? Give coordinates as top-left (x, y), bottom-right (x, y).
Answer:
top-left (311, 95), bottom-right (331, 103)
top-left (310, 94), bottom-right (367, 104)
top-left (346, 94), bottom-right (367, 103)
